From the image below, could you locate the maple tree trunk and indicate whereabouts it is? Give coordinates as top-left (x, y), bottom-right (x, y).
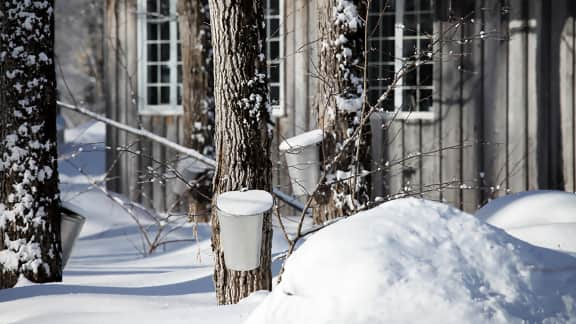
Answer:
top-left (0, 0), bottom-right (62, 288)
top-left (208, 0), bottom-right (272, 305)
top-left (314, 0), bottom-right (369, 224)
top-left (178, 0), bottom-right (214, 223)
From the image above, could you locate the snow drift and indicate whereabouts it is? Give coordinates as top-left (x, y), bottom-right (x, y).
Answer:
top-left (477, 190), bottom-right (576, 254)
top-left (247, 198), bottom-right (576, 324)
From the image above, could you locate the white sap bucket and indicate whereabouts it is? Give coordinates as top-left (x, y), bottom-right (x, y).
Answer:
top-left (216, 190), bottom-right (273, 271)
top-left (279, 129), bottom-right (324, 202)
top-left (61, 211), bottom-right (86, 267)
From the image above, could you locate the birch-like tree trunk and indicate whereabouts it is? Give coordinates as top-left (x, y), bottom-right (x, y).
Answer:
top-left (314, 0), bottom-right (369, 224)
top-left (208, 0), bottom-right (272, 305)
top-left (0, 0), bottom-right (62, 288)
top-left (178, 0), bottom-right (214, 223)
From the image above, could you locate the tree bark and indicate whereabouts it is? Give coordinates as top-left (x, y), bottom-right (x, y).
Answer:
top-left (178, 0), bottom-right (215, 223)
top-left (314, 0), bottom-right (369, 224)
top-left (208, 0), bottom-right (272, 305)
top-left (0, 0), bottom-right (62, 288)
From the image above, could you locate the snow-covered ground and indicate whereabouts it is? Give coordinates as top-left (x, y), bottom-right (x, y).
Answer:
top-left (0, 122), bottom-right (273, 323)
top-left (1, 122), bottom-right (575, 323)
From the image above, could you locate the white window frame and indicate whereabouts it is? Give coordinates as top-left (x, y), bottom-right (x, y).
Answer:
top-left (265, 0), bottom-right (285, 117)
top-left (369, 0), bottom-right (436, 120)
top-left (137, 0), bottom-right (183, 115)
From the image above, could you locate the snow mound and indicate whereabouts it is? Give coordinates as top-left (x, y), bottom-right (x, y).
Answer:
top-left (247, 198), bottom-right (576, 324)
top-left (477, 190), bottom-right (576, 254)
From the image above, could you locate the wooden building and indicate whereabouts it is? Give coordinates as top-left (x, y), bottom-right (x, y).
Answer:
top-left (104, 0), bottom-right (576, 214)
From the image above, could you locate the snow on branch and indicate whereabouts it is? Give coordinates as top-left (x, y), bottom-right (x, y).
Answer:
top-left (57, 101), bottom-right (216, 168)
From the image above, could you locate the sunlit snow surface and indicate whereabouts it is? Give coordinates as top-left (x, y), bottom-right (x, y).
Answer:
top-left (247, 198), bottom-right (576, 324)
top-left (1, 122), bottom-right (575, 323)
top-left (477, 190), bottom-right (576, 255)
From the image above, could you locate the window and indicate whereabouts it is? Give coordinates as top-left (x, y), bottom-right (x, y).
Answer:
top-left (265, 0), bottom-right (284, 117)
top-left (138, 0), bottom-right (182, 115)
top-left (368, 0), bottom-right (434, 118)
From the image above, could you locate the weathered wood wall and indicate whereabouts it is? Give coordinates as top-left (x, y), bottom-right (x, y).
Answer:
top-left (105, 0), bottom-right (185, 213)
top-left (105, 0), bottom-right (576, 215)
top-left (371, 0), bottom-right (576, 213)
top-left (272, 0), bottom-right (318, 209)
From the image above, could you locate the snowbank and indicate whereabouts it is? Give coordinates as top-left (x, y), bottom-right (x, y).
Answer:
top-left (247, 198), bottom-right (576, 324)
top-left (477, 190), bottom-right (576, 254)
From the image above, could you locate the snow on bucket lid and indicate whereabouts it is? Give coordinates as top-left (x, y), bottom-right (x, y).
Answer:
top-left (279, 129), bottom-right (325, 152)
top-left (216, 190), bottom-right (274, 216)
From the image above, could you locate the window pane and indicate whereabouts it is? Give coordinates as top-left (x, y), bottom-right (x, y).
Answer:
top-left (381, 17), bottom-right (395, 37)
top-left (404, 68), bottom-right (417, 85)
top-left (404, 0), bottom-right (417, 12)
top-left (382, 40), bottom-right (395, 60)
top-left (147, 65), bottom-right (158, 83)
top-left (147, 0), bottom-right (157, 13)
top-left (147, 23), bottom-right (158, 40)
top-left (420, 64), bottom-right (433, 85)
top-left (269, 18), bottom-right (280, 37)
top-left (270, 41), bottom-right (280, 60)
top-left (160, 64), bottom-right (170, 83)
top-left (160, 0), bottom-right (170, 17)
top-left (270, 86), bottom-right (280, 105)
top-left (177, 64), bottom-right (183, 83)
top-left (403, 40), bottom-right (417, 58)
top-left (160, 86), bottom-right (170, 104)
top-left (148, 44), bottom-right (158, 61)
top-left (148, 87), bottom-right (158, 105)
top-left (267, 0), bottom-right (280, 15)
top-left (421, 14), bottom-right (433, 35)
top-left (382, 64), bottom-right (395, 81)
top-left (368, 40), bottom-right (381, 62)
top-left (160, 44), bottom-right (170, 61)
top-left (269, 64), bottom-right (279, 82)
top-left (402, 90), bottom-right (417, 111)
top-left (421, 0), bottom-right (432, 11)
top-left (160, 22), bottom-right (170, 40)
top-left (419, 89), bottom-right (433, 111)
top-left (383, 90), bottom-right (394, 110)
top-left (177, 86), bottom-right (182, 105)
top-left (404, 14), bottom-right (418, 36)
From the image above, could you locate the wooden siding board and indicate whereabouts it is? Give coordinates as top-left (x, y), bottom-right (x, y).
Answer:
top-left (125, 0), bottom-right (140, 203)
top-left (385, 119), bottom-right (405, 198)
top-left (482, 0), bottom-right (509, 201)
top-left (548, 1), bottom-right (569, 190)
top-left (370, 113), bottom-right (386, 199)
top-left (105, 0), bottom-right (121, 194)
top-left (439, 20), bottom-right (463, 208)
top-left (117, 0), bottom-right (129, 196)
top-left (560, 13), bottom-right (576, 191)
top-left (526, 0), bottom-right (540, 190)
top-left (403, 119), bottom-right (423, 197)
top-left (140, 117), bottom-right (155, 209)
top-left (460, 4), bottom-right (482, 212)
top-left (419, 19), bottom-right (444, 204)
top-left (164, 116), bottom-right (181, 214)
top-left (151, 116), bottom-right (167, 212)
top-left (420, 119), bottom-right (441, 202)
top-left (273, 0), bottom-right (297, 204)
top-left (294, 0), bottom-right (310, 133)
top-left (506, 0), bottom-right (528, 193)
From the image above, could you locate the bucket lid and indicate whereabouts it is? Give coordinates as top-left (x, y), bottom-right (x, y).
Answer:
top-left (279, 129), bottom-right (324, 152)
top-left (216, 190), bottom-right (273, 216)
